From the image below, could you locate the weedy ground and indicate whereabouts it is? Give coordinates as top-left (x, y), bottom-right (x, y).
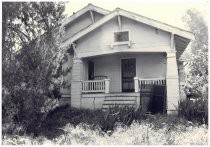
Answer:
top-left (2, 105), bottom-right (208, 145)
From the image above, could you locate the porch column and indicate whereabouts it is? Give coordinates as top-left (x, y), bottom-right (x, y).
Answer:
top-left (71, 57), bottom-right (83, 108)
top-left (166, 51), bottom-right (180, 114)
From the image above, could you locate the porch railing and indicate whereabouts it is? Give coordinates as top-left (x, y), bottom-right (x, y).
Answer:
top-left (134, 77), bottom-right (166, 92)
top-left (82, 79), bottom-right (110, 93)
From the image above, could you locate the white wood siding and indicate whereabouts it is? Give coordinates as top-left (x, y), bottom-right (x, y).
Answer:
top-left (75, 16), bottom-right (171, 55)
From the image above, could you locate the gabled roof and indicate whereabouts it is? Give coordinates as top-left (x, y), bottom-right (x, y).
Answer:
top-left (61, 7), bottom-right (194, 49)
top-left (62, 3), bottom-right (110, 27)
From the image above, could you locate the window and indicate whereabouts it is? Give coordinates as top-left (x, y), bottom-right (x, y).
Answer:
top-left (114, 31), bottom-right (129, 42)
top-left (110, 30), bottom-right (131, 48)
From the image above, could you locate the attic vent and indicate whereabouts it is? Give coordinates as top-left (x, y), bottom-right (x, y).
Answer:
top-left (111, 30), bottom-right (131, 48)
top-left (114, 31), bottom-right (129, 42)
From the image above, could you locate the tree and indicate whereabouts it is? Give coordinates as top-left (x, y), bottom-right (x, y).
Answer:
top-left (2, 2), bottom-right (68, 134)
top-left (2, 2), bottom-right (65, 67)
top-left (182, 9), bottom-right (208, 99)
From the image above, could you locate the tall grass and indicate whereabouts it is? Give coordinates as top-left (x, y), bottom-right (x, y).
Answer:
top-left (2, 119), bottom-right (208, 145)
top-left (178, 98), bottom-right (208, 124)
top-left (98, 105), bottom-right (146, 132)
top-left (2, 102), bottom-right (208, 145)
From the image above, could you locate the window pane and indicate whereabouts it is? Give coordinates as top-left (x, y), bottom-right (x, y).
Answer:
top-left (114, 31), bottom-right (129, 42)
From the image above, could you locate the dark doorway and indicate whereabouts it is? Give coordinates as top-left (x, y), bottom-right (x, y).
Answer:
top-left (140, 84), bottom-right (166, 114)
top-left (88, 61), bottom-right (94, 80)
top-left (121, 58), bottom-right (136, 92)
top-left (150, 85), bottom-right (166, 114)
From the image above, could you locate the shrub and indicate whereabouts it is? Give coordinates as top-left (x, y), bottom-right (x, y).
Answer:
top-left (178, 98), bottom-right (208, 124)
top-left (98, 106), bottom-right (146, 133)
top-left (40, 105), bottom-right (147, 138)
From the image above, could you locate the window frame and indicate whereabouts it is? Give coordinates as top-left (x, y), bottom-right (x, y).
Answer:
top-left (111, 30), bottom-right (131, 48)
top-left (114, 31), bottom-right (130, 42)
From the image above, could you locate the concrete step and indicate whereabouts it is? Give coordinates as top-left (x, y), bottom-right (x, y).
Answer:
top-left (103, 100), bottom-right (136, 105)
top-left (102, 95), bottom-right (137, 110)
top-left (102, 103), bottom-right (135, 109)
top-left (105, 96), bottom-right (136, 101)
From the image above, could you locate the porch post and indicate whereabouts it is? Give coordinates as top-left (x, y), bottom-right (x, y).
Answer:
top-left (134, 77), bottom-right (139, 92)
top-left (71, 57), bottom-right (83, 108)
top-left (166, 51), bottom-right (180, 114)
top-left (105, 79), bottom-right (110, 94)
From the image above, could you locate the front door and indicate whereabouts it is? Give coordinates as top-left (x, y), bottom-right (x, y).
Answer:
top-left (121, 58), bottom-right (136, 92)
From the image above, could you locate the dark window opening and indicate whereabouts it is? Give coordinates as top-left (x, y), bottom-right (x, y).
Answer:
top-left (88, 61), bottom-right (94, 80)
top-left (114, 31), bottom-right (129, 42)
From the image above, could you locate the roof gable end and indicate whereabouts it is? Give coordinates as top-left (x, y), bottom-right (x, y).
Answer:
top-left (62, 3), bottom-right (110, 27)
top-left (118, 8), bottom-right (194, 40)
top-left (61, 7), bottom-right (194, 48)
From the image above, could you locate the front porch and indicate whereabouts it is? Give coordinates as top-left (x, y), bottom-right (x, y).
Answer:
top-left (82, 53), bottom-right (166, 92)
top-left (81, 77), bottom-right (166, 113)
top-left (71, 52), bottom-right (179, 114)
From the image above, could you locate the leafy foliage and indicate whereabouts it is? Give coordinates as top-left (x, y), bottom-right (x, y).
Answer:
top-left (2, 2), bottom-right (67, 134)
top-left (182, 9), bottom-right (208, 99)
top-left (2, 2), bottom-right (65, 51)
top-left (178, 99), bottom-right (208, 124)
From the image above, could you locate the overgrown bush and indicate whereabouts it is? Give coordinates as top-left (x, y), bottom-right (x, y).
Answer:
top-left (39, 105), bottom-right (147, 138)
top-left (98, 106), bottom-right (146, 133)
top-left (2, 2), bottom-right (66, 136)
top-left (178, 98), bottom-right (208, 124)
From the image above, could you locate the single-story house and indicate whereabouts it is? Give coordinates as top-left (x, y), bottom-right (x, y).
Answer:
top-left (60, 4), bottom-right (194, 114)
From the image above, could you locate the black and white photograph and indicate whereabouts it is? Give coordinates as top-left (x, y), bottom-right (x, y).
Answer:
top-left (1, 0), bottom-right (208, 145)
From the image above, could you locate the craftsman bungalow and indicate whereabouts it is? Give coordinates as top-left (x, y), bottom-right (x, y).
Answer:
top-left (60, 4), bottom-right (194, 114)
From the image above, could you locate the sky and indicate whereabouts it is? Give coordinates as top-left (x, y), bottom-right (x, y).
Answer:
top-left (64, 0), bottom-right (208, 31)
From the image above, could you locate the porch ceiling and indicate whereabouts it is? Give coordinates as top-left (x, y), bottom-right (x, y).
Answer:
top-left (174, 35), bottom-right (191, 61)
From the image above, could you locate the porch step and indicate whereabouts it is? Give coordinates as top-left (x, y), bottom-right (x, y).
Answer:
top-left (102, 94), bottom-right (137, 111)
top-left (103, 101), bottom-right (136, 105)
top-left (102, 104), bottom-right (135, 109)
top-left (105, 96), bottom-right (136, 101)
